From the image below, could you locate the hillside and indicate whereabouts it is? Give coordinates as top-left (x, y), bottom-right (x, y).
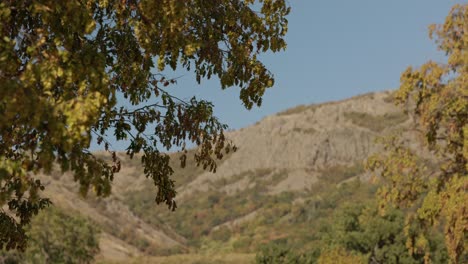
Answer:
top-left (34, 90), bottom-right (412, 262)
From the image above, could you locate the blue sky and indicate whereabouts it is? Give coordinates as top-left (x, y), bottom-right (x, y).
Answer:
top-left (167, 1), bottom-right (460, 128)
top-left (94, 1), bottom-right (463, 150)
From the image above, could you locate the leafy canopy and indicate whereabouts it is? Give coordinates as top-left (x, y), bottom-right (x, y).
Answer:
top-left (1, 207), bottom-right (100, 264)
top-left (0, 0), bottom-right (289, 250)
top-left (367, 4), bottom-right (467, 263)
top-left (321, 202), bottom-right (448, 264)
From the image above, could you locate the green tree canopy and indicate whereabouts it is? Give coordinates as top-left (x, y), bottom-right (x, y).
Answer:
top-left (1, 207), bottom-right (100, 264)
top-left (0, 0), bottom-right (289, 250)
top-left (255, 242), bottom-right (315, 264)
top-left (367, 4), bottom-right (467, 263)
top-left (321, 202), bottom-right (448, 264)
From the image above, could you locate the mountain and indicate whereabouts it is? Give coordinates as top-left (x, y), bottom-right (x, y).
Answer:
top-left (35, 90), bottom-right (411, 263)
top-left (179, 90), bottom-right (407, 196)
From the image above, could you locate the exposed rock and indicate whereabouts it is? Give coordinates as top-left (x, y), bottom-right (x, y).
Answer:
top-left (178, 90), bottom-right (408, 198)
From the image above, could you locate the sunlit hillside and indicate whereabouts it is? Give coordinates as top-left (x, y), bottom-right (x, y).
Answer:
top-left (9, 91), bottom-right (420, 261)
top-left (1, 90), bottom-right (454, 264)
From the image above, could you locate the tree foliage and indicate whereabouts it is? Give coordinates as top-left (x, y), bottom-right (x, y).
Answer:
top-left (1, 207), bottom-right (100, 264)
top-left (0, 0), bottom-right (289, 251)
top-left (316, 247), bottom-right (367, 264)
top-left (367, 4), bottom-right (467, 263)
top-left (321, 202), bottom-right (448, 264)
top-left (255, 242), bottom-right (314, 264)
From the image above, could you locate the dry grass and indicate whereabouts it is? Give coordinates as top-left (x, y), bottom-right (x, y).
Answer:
top-left (344, 111), bottom-right (408, 132)
top-left (276, 104), bottom-right (317, 116)
top-left (383, 91), bottom-right (396, 103)
top-left (292, 127), bottom-right (317, 134)
top-left (98, 253), bottom-right (255, 264)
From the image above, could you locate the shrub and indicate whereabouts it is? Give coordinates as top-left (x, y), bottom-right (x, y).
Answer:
top-left (344, 111), bottom-right (408, 132)
top-left (1, 206), bottom-right (100, 264)
top-left (255, 242), bottom-right (313, 264)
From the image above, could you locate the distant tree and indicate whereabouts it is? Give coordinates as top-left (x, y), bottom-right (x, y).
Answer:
top-left (0, 0), bottom-right (289, 250)
top-left (255, 242), bottom-right (313, 264)
top-left (25, 207), bottom-right (100, 264)
top-left (1, 207), bottom-right (100, 264)
top-left (321, 202), bottom-right (448, 264)
top-left (367, 4), bottom-right (467, 262)
top-left (317, 247), bottom-right (366, 264)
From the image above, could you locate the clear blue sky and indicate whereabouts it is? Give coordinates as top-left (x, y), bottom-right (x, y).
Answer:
top-left (168, 0), bottom-right (460, 128)
top-left (94, 1), bottom-right (463, 150)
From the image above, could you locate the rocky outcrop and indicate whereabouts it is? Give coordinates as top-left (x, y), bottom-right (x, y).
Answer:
top-left (178, 90), bottom-right (408, 197)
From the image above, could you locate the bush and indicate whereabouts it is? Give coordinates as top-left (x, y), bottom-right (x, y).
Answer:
top-left (317, 247), bottom-right (367, 264)
top-left (211, 227), bottom-right (232, 242)
top-left (255, 242), bottom-right (313, 264)
top-left (1, 206), bottom-right (100, 264)
top-left (344, 111), bottom-right (408, 132)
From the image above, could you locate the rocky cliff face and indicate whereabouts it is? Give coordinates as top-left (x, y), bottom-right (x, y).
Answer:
top-left (178, 90), bottom-right (408, 196)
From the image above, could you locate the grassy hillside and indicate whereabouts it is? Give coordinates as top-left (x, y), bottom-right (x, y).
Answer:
top-left (122, 163), bottom-right (373, 254)
top-left (4, 91), bottom-right (440, 263)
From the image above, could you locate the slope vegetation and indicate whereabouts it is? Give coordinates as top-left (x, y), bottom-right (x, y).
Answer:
top-left (33, 90), bottom-right (412, 262)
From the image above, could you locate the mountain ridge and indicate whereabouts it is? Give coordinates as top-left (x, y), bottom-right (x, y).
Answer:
top-left (37, 90), bottom-right (411, 262)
